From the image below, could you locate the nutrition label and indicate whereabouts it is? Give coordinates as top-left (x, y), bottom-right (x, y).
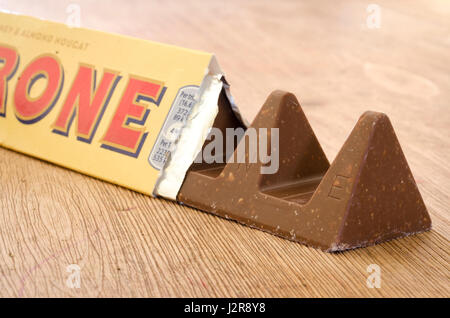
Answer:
top-left (148, 85), bottom-right (199, 170)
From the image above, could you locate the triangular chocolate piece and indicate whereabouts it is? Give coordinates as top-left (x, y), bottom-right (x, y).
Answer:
top-left (251, 90), bottom-right (329, 189)
top-left (332, 112), bottom-right (431, 250)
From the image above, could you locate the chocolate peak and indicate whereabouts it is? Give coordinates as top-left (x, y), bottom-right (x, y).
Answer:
top-left (254, 90), bottom-right (329, 190)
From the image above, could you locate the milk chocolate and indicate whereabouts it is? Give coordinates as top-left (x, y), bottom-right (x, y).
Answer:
top-left (178, 90), bottom-right (432, 252)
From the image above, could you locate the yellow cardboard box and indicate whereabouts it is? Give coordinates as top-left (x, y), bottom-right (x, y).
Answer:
top-left (0, 11), bottom-right (230, 198)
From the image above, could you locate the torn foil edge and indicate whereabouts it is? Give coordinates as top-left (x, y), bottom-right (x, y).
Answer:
top-left (153, 56), bottom-right (231, 200)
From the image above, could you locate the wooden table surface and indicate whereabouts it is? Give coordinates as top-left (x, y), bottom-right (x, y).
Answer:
top-left (0, 0), bottom-right (449, 297)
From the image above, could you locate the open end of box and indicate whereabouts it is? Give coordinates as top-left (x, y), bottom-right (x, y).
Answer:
top-left (188, 89), bottom-right (246, 179)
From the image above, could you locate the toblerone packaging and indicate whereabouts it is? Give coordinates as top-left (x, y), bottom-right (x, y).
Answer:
top-left (0, 11), bottom-right (242, 199)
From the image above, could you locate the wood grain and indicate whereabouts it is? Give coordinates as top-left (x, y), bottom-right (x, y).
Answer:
top-left (0, 0), bottom-right (449, 297)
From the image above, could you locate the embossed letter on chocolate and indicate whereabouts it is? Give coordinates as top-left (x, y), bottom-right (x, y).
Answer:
top-left (177, 90), bottom-right (432, 252)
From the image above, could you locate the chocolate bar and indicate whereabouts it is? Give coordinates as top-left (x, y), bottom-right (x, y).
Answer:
top-left (0, 13), bottom-right (431, 252)
top-left (178, 90), bottom-right (432, 252)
